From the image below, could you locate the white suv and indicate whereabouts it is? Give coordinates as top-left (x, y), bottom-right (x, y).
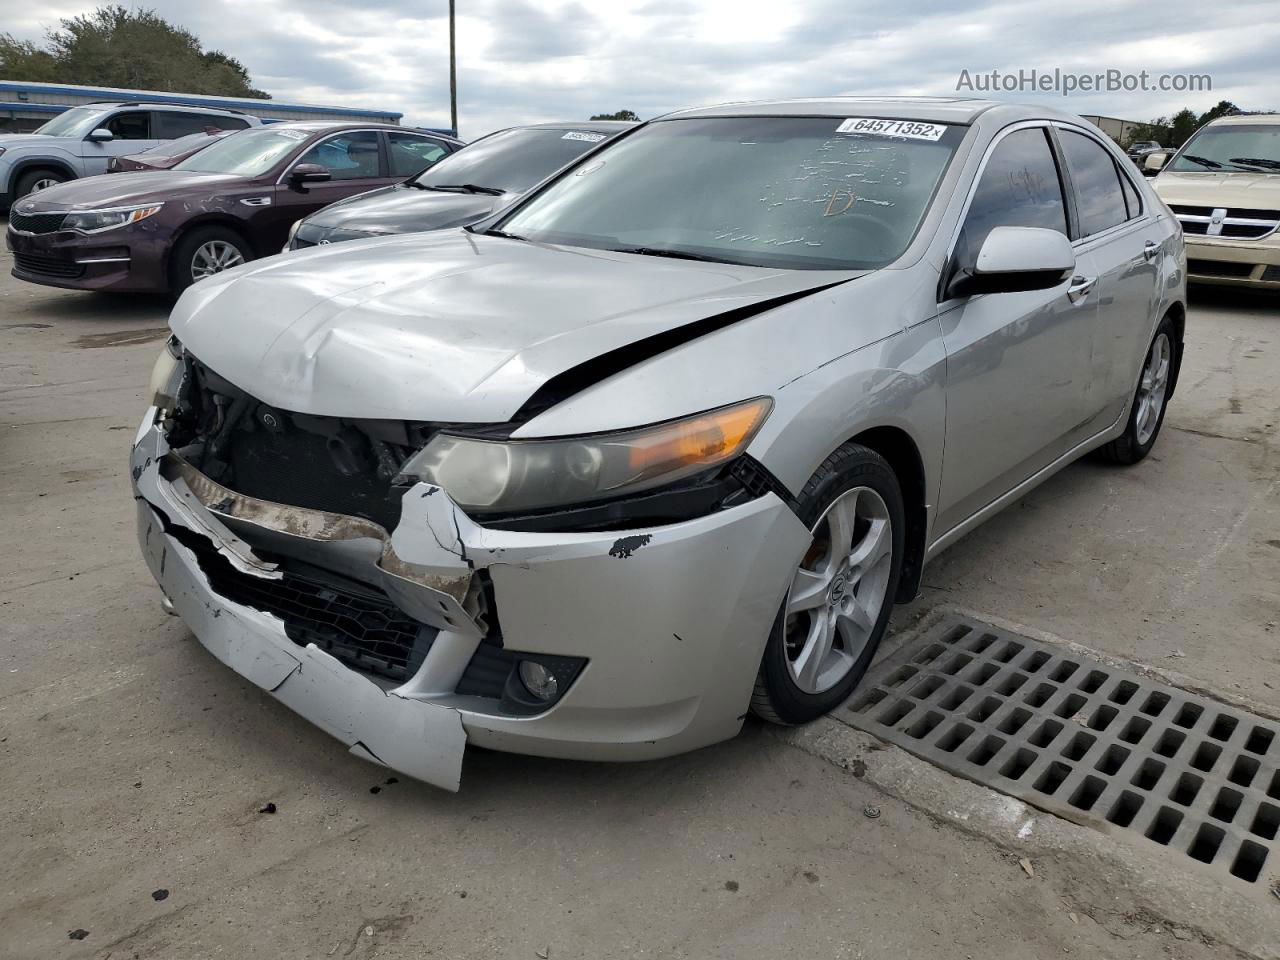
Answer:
top-left (0, 101), bottom-right (260, 207)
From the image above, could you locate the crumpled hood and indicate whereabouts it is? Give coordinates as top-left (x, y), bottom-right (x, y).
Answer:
top-left (1154, 169), bottom-right (1280, 209)
top-left (302, 183), bottom-right (504, 236)
top-left (172, 228), bottom-right (861, 422)
top-left (19, 170), bottom-right (239, 210)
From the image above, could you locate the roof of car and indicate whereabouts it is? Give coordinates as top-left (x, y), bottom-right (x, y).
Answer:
top-left (255, 120), bottom-right (460, 140)
top-left (517, 120), bottom-right (636, 132)
top-left (657, 96), bottom-right (1086, 126)
top-left (87, 100), bottom-right (249, 114)
top-left (1206, 113), bottom-right (1280, 125)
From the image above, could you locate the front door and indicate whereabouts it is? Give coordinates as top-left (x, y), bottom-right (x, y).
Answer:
top-left (934, 125), bottom-right (1097, 537)
top-left (79, 110), bottom-right (162, 175)
top-left (269, 130), bottom-right (389, 250)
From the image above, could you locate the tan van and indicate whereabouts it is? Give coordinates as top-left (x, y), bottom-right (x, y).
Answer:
top-left (1150, 114), bottom-right (1280, 289)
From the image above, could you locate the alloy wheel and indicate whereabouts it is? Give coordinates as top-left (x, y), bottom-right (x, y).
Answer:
top-left (1135, 332), bottom-right (1172, 446)
top-left (29, 177), bottom-right (61, 193)
top-left (190, 240), bottom-right (245, 281)
top-left (784, 486), bottom-right (894, 695)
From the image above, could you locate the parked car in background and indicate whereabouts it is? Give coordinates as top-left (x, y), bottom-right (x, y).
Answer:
top-left (288, 121), bottom-right (632, 249)
top-left (6, 121), bottom-right (463, 294)
top-left (133, 98), bottom-right (1185, 790)
top-left (1151, 113), bottom-right (1280, 289)
top-left (1127, 140), bottom-right (1162, 161)
top-left (0, 101), bottom-right (260, 206)
top-left (107, 130), bottom-right (234, 173)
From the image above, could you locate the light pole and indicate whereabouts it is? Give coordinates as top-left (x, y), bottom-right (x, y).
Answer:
top-left (449, 0), bottom-right (457, 137)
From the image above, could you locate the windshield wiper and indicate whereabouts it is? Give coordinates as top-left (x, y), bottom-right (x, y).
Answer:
top-left (423, 183), bottom-right (506, 195)
top-left (609, 246), bottom-right (736, 265)
top-left (1181, 155), bottom-right (1223, 169)
top-left (477, 228), bottom-right (527, 241)
top-left (1227, 156), bottom-right (1280, 171)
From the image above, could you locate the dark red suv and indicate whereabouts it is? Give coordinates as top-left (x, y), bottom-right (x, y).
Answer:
top-left (6, 121), bottom-right (462, 294)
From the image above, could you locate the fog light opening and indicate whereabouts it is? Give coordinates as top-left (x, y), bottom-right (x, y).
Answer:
top-left (518, 660), bottom-right (559, 702)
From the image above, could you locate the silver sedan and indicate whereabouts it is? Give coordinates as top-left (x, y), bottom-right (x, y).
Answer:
top-left (133, 97), bottom-right (1186, 789)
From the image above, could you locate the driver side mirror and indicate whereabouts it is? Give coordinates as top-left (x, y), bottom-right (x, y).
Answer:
top-left (86, 128), bottom-right (114, 143)
top-left (946, 226), bottom-right (1075, 299)
top-left (1143, 152), bottom-right (1168, 174)
top-left (288, 163), bottom-right (331, 189)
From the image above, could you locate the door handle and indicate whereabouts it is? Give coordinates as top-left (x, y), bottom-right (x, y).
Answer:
top-left (1142, 240), bottom-right (1160, 263)
top-left (1066, 275), bottom-right (1096, 303)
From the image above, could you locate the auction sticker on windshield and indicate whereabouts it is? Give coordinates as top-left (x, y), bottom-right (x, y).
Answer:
top-left (563, 131), bottom-right (607, 142)
top-left (836, 118), bottom-right (947, 141)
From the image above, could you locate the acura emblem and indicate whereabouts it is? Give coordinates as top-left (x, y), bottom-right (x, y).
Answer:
top-left (318, 239), bottom-right (331, 245)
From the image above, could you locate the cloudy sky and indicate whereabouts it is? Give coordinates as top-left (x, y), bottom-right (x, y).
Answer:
top-left (4, 0), bottom-right (1279, 138)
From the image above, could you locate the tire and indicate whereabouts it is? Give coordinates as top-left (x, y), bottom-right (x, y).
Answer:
top-left (169, 226), bottom-right (252, 295)
top-left (751, 443), bottom-right (906, 725)
top-left (1097, 314), bottom-right (1178, 465)
top-left (15, 168), bottom-right (68, 197)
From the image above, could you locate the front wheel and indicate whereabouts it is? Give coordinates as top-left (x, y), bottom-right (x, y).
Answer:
top-left (1098, 316), bottom-right (1177, 465)
top-left (751, 444), bottom-right (905, 725)
top-left (169, 226), bottom-right (251, 295)
top-left (15, 168), bottom-right (68, 197)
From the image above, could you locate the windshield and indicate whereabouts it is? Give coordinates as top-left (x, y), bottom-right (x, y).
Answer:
top-left (500, 117), bottom-right (964, 270)
top-left (1168, 123), bottom-right (1280, 173)
top-left (33, 106), bottom-right (107, 138)
top-left (412, 127), bottom-right (615, 194)
top-left (173, 126), bottom-right (309, 176)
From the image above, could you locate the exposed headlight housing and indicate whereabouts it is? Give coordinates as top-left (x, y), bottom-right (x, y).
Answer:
top-left (148, 335), bottom-right (184, 410)
top-left (398, 397), bottom-right (773, 514)
top-left (62, 203), bottom-right (163, 234)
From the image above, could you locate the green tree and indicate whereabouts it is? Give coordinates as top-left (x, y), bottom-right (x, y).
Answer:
top-left (0, 6), bottom-right (269, 99)
top-left (590, 109), bottom-right (639, 122)
top-left (1196, 100), bottom-right (1239, 126)
top-left (1166, 109), bottom-right (1201, 148)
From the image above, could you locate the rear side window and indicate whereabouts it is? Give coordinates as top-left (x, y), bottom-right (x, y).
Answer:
top-left (105, 111), bottom-right (151, 139)
top-left (1118, 168), bottom-right (1142, 219)
top-left (295, 131), bottom-right (382, 179)
top-left (956, 127), bottom-right (1068, 264)
top-left (1060, 131), bottom-right (1129, 236)
top-left (387, 132), bottom-right (449, 177)
top-left (154, 111), bottom-right (239, 139)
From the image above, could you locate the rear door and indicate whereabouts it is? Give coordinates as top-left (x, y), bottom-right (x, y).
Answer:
top-left (1054, 125), bottom-right (1161, 431)
top-left (934, 124), bottom-right (1098, 536)
top-left (384, 131), bottom-right (452, 179)
top-left (269, 130), bottom-right (388, 249)
top-left (80, 110), bottom-right (160, 175)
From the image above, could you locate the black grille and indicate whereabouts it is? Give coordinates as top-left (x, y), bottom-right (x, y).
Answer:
top-left (1169, 204), bottom-right (1214, 218)
top-left (177, 523), bottom-right (514, 695)
top-left (1188, 259), bottom-right (1255, 278)
top-left (8, 210), bottom-right (68, 234)
top-left (13, 252), bottom-right (83, 279)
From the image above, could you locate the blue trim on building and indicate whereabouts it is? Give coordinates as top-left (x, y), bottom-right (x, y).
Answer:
top-left (0, 102), bottom-right (63, 114)
top-left (0, 81), bottom-right (402, 121)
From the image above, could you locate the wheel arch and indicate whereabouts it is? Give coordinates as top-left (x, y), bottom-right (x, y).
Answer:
top-left (165, 215), bottom-right (258, 279)
top-left (846, 424), bottom-right (927, 603)
top-left (1163, 299), bottom-right (1187, 395)
top-left (8, 157), bottom-right (78, 192)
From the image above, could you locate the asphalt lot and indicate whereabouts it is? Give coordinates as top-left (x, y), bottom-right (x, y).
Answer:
top-left (1, 240), bottom-right (1276, 959)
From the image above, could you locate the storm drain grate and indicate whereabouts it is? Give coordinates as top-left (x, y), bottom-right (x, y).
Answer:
top-left (842, 615), bottom-right (1279, 885)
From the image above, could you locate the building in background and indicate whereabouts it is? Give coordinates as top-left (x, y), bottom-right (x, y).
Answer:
top-left (1079, 115), bottom-right (1143, 146)
top-left (0, 80), bottom-right (403, 133)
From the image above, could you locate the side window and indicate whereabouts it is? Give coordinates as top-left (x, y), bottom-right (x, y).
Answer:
top-left (1118, 167), bottom-right (1142, 220)
top-left (154, 111), bottom-right (226, 139)
top-left (387, 133), bottom-right (448, 177)
top-left (1059, 131), bottom-right (1128, 236)
top-left (956, 127), bottom-right (1068, 265)
top-left (217, 117), bottom-right (251, 130)
top-left (294, 131), bottom-right (381, 179)
top-left (104, 111), bottom-right (151, 140)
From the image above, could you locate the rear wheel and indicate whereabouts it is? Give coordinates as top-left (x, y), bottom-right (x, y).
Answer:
top-left (1098, 315), bottom-right (1177, 465)
top-left (169, 226), bottom-right (251, 294)
top-left (752, 444), bottom-right (905, 725)
top-left (15, 168), bottom-right (68, 197)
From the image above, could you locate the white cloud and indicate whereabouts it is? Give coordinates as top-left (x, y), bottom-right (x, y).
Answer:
top-left (3, 0), bottom-right (1277, 139)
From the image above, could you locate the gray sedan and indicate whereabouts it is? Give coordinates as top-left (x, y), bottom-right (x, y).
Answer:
top-left (134, 97), bottom-right (1185, 790)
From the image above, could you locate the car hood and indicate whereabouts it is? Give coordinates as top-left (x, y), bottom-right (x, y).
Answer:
top-left (0, 134), bottom-right (75, 152)
top-left (173, 228), bottom-right (863, 423)
top-left (302, 183), bottom-right (505, 235)
top-left (16, 170), bottom-right (241, 210)
top-left (1154, 169), bottom-right (1280, 208)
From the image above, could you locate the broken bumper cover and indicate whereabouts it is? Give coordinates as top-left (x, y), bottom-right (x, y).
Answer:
top-left (131, 416), bottom-right (811, 789)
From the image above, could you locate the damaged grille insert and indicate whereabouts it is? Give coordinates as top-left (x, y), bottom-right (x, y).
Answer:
top-left (842, 615), bottom-right (1278, 885)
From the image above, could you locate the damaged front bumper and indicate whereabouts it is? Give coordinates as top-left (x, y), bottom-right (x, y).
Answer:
top-left (131, 414), bottom-right (811, 790)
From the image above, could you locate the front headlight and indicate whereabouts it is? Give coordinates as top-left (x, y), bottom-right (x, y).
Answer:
top-left (62, 203), bottom-right (163, 234)
top-left (398, 397), bottom-right (773, 514)
top-left (148, 335), bottom-right (184, 410)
